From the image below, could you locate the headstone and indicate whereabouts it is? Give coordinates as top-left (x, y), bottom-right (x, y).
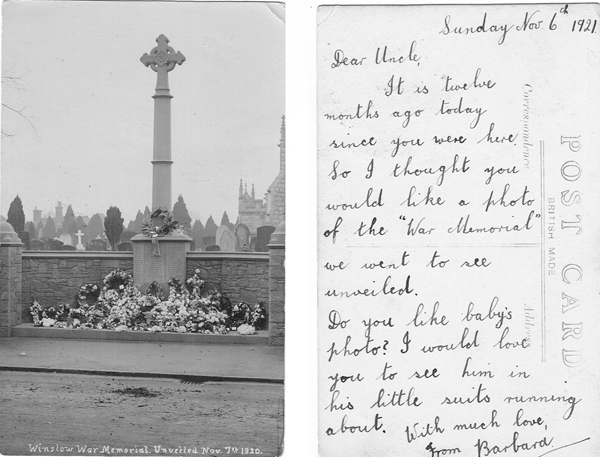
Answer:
top-left (205, 245), bottom-right (221, 251)
top-left (74, 229), bottom-right (85, 250)
top-left (235, 223), bottom-right (251, 251)
top-left (216, 225), bottom-right (235, 252)
top-left (60, 245), bottom-right (76, 251)
top-left (48, 239), bottom-right (64, 250)
top-left (30, 239), bottom-right (44, 250)
top-left (58, 233), bottom-right (73, 246)
top-left (121, 231), bottom-right (137, 243)
top-left (117, 242), bottom-right (133, 251)
top-left (86, 239), bottom-right (107, 251)
top-left (18, 232), bottom-right (30, 250)
top-left (255, 225), bottom-right (276, 252)
top-left (202, 235), bottom-right (216, 247)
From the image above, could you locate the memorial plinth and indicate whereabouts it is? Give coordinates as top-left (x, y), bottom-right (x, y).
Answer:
top-left (131, 233), bottom-right (192, 292)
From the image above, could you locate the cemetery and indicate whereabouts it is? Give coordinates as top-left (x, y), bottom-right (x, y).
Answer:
top-left (0, 33), bottom-right (285, 346)
top-left (0, 5), bottom-right (286, 455)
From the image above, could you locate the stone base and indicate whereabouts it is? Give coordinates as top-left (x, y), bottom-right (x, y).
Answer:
top-left (11, 324), bottom-right (269, 345)
top-left (131, 233), bottom-right (192, 293)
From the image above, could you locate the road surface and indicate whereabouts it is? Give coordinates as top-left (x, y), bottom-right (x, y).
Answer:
top-left (0, 371), bottom-right (284, 456)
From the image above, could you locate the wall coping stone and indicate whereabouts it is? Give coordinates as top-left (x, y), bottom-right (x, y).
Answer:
top-left (23, 251), bottom-right (133, 260)
top-left (23, 251), bottom-right (269, 261)
top-left (187, 252), bottom-right (269, 261)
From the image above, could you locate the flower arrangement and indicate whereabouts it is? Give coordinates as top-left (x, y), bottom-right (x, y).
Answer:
top-left (145, 281), bottom-right (165, 301)
top-left (102, 268), bottom-right (133, 292)
top-left (167, 277), bottom-right (185, 296)
top-left (29, 269), bottom-right (266, 335)
top-left (230, 301), bottom-right (268, 330)
top-left (237, 324), bottom-right (256, 335)
top-left (186, 269), bottom-right (206, 296)
top-left (77, 283), bottom-right (101, 302)
top-left (141, 209), bottom-right (178, 238)
top-left (30, 302), bottom-right (69, 325)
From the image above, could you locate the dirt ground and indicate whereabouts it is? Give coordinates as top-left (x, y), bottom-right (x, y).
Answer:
top-left (0, 371), bottom-right (284, 456)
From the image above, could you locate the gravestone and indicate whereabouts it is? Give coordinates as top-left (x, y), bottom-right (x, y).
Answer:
top-left (60, 245), bottom-right (76, 251)
top-left (117, 242), bottom-right (133, 251)
top-left (30, 239), bottom-right (44, 250)
top-left (205, 245), bottom-right (221, 251)
top-left (74, 229), bottom-right (85, 250)
top-left (216, 225), bottom-right (235, 252)
top-left (86, 239), bottom-right (107, 251)
top-left (202, 235), bottom-right (216, 248)
top-left (58, 233), bottom-right (73, 246)
top-left (255, 225), bottom-right (276, 252)
top-left (48, 239), bottom-right (64, 250)
top-left (235, 223), bottom-right (251, 251)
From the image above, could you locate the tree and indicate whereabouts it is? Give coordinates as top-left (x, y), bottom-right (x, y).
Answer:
top-left (2, 71), bottom-right (37, 138)
top-left (220, 211), bottom-right (234, 229)
top-left (7, 195), bottom-right (25, 232)
top-left (61, 204), bottom-right (77, 234)
top-left (127, 210), bottom-right (145, 233)
top-left (190, 219), bottom-right (205, 248)
top-left (75, 216), bottom-right (86, 229)
top-left (104, 207), bottom-right (124, 250)
top-left (26, 221), bottom-right (36, 240)
top-left (172, 195), bottom-right (192, 230)
top-left (36, 220), bottom-right (44, 238)
top-left (43, 216), bottom-right (56, 239)
top-left (204, 216), bottom-right (218, 237)
top-left (86, 213), bottom-right (104, 241)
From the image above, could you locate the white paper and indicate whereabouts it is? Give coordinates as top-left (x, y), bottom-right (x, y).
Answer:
top-left (318, 4), bottom-right (600, 456)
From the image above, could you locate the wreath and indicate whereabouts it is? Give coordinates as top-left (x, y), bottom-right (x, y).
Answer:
top-left (103, 268), bottom-right (133, 292)
top-left (141, 209), bottom-right (179, 238)
top-left (77, 283), bottom-right (101, 302)
top-left (145, 281), bottom-right (165, 301)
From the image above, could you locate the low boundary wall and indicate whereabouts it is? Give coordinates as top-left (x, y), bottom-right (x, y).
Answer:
top-left (20, 251), bottom-right (269, 323)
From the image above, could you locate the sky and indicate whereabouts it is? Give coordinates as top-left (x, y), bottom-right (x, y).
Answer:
top-left (1, 1), bottom-right (285, 225)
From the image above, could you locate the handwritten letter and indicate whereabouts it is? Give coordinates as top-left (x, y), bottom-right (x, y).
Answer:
top-left (317, 4), bottom-right (600, 456)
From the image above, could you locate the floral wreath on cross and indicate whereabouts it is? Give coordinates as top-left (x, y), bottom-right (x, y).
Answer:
top-left (141, 209), bottom-right (179, 238)
top-left (141, 209), bottom-right (179, 256)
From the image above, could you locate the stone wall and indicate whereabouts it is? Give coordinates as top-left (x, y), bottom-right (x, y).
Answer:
top-left (21, 252), bottom-right (133, 322)
top-left (186, 252), bottom-right (269, 305)
top-left (268, 224), bottom-right (285, 346)
top-left (1, 244), bottom-right (23, 337)
top-left (21, 251), bottom-right (269, 323)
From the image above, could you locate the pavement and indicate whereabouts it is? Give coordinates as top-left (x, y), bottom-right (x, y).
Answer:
top-left (0, 337), bottom-right (284, 383)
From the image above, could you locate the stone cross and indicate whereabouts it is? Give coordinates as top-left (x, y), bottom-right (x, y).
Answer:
top-left (75, 229), bottom-right (85, 250)
top-left (140, 34), bottom-right (186, 94)
top-left (140, 35), bottom-right (186, 212)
